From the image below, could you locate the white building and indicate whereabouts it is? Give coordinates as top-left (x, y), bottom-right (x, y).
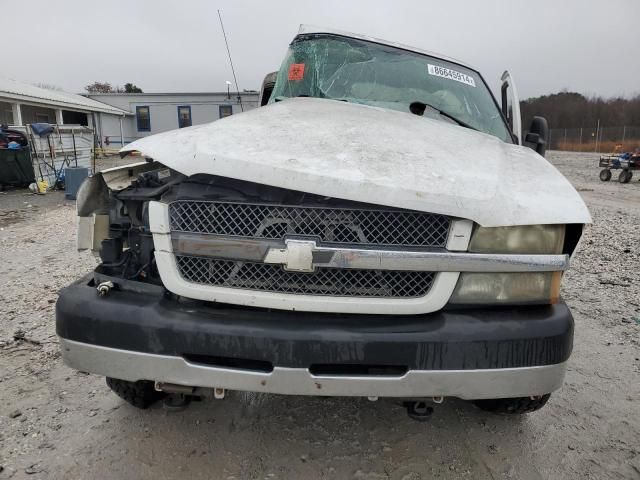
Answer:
top-left (0, 77), bottom-right (128, 134)
top-left (1, 77), bottom-right (260, 149)
top-left (86, 91), bottom-right (259, 147)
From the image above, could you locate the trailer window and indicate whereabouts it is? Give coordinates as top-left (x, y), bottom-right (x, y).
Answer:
top-left (177, 106), bottom-right (192, 128)
top-left (136, 106), bottom-right (150, 132)
top-left (219, 105), bottom-right (233, 118)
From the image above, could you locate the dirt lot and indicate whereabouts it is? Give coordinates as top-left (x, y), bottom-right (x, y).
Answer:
top-left (0, 151), bottom-right (639, 480)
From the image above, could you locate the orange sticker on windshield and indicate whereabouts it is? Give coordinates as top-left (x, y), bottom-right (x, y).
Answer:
top-left (288, 63), bottom-right (305, 81)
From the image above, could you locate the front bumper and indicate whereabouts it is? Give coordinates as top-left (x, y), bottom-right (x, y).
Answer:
top-left (56, 274), bottom-right (574, 399)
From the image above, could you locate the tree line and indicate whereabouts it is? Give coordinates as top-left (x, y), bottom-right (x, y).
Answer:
top-left (84, 82), bottom-right (143, 93)
top-left (521, 91), bottom-right (640, 129)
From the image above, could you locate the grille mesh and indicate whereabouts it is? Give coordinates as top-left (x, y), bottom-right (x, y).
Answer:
top-left (176, 255), bottom-right (436, 298)
top-left (169, 201), bottom-right (450, 247)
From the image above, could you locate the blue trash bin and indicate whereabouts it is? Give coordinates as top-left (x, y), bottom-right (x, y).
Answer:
top-left (64, 167), bottom-right (89, 200)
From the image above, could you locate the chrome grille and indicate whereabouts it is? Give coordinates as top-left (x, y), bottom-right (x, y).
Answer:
top-left (176, 255), bottom-right (436, 298)
top-left (169, 201), bottom-right (450, 247)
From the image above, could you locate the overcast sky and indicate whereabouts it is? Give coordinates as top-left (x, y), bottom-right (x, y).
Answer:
top-left (5, 0), bottom-right (639, 99)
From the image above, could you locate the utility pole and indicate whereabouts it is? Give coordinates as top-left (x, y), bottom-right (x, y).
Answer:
top-left (579, 127), bottom-right (583, 149)
top-left (594, 119), bottom-right (600, 153)
top-left (548, 129), bottom-right (552, 150)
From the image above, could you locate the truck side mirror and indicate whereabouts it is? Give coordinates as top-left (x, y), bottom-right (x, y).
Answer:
top-left (524, 116), bottom-right (549, 157)
top-left (259, 72), bottom-right (278, 106)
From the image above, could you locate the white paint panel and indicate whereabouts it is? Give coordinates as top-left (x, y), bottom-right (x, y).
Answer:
top-left (447, 220), bottom-right (473, 251)
top-left (148, 201), bottom-right (170, 233)
top-left (122, 98), bottom-right (591, 227)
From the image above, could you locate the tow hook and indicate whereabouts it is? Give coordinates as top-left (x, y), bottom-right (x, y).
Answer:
top-left (404, 401), bottom-right (434, 421)
top-left (154, 382), bottom-right (195, 411)
top-left (96, 281), bottom-right (114, 297)
top-left (163, 394), bottom-right (192, 411)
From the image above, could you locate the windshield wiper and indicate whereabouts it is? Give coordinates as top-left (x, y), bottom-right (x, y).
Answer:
top-left (409, 101), bottom-right (479, 132)
top-left (274, 93), bottom-right (328, 102)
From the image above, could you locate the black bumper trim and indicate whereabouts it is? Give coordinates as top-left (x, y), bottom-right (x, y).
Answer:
top-left (56, 274), bottom-right (573, 371)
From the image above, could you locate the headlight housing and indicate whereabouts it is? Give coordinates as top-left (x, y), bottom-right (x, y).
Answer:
top-left (468, 224), bottom-right (565, 254)
top-left (450, 225), bottom-right (565, 305)
top-left (449, 272), bottom-right (562, 305)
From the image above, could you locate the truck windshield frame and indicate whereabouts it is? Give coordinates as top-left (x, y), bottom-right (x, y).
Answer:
top-left (271, 34), bottom-right (513, 142)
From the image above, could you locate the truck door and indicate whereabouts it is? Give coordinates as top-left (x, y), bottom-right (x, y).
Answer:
top-left (500, 71), bottom-right (522, 144)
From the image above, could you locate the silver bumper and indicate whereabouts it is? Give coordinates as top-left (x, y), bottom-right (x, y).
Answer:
top-left (61, 339), bottom-right (567, 400)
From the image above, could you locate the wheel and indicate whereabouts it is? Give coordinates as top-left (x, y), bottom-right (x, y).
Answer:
top-left (599, 169), bottom-right (611, 181)
top-left (472, 394), bottom-right (551, 415)
top-left (105, 377), bottom-right (165, 409)
top-left (618, 170), bottom-right (632, 183)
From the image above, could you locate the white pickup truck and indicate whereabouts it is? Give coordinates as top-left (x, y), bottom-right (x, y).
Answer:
top-left (57, 26), bottom-right (590, 418)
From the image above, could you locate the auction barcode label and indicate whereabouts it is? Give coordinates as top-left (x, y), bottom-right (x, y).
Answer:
top-left (427, 64), bottom-right (476, 87)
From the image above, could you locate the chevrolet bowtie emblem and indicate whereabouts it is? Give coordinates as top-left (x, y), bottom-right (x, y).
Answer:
top-left (263, 239), bottom-right (317, 272)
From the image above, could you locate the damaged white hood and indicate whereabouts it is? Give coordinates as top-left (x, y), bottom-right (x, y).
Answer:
top-left (121, 98), bottom-right (590, 227)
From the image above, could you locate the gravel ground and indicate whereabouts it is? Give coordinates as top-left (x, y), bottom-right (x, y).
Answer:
top-left (0, 151), bottom-right (639, 480)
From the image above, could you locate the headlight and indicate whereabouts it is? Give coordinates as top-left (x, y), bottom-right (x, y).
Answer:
top-left (450, 225), bottom-right (565, 305)
top-left (449, 272), bottom-right (562, 305)
top-left (468, 225), bottom-right (565, 254)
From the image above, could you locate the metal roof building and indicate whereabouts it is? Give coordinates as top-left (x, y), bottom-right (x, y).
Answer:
top-left (0, 77), bottom-right (129, 125)
top-left (1, 77), bottom-right (259, 149)
top-left (0, 77), bottom-right (128, 131)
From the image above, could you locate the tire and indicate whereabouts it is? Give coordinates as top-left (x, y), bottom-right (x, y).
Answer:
top-left (472, 394), bottom-right (551, 415)
top-left (599, 169), bottom-right (612, 181)
top-left (106, 377), bottom-right (165, 409)
top-left (618, 170), bottom-right (631, 183)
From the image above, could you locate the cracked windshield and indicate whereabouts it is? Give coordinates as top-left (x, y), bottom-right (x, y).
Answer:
top-left (271, 34), bottom-right (512, 141)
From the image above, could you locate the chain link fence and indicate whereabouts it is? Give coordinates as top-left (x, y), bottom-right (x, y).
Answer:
top-left (549, 126), bottom-right (640, 153)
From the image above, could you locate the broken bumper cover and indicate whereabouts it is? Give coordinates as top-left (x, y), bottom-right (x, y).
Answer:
top-left (56, 274), bottom-right (574, 399)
